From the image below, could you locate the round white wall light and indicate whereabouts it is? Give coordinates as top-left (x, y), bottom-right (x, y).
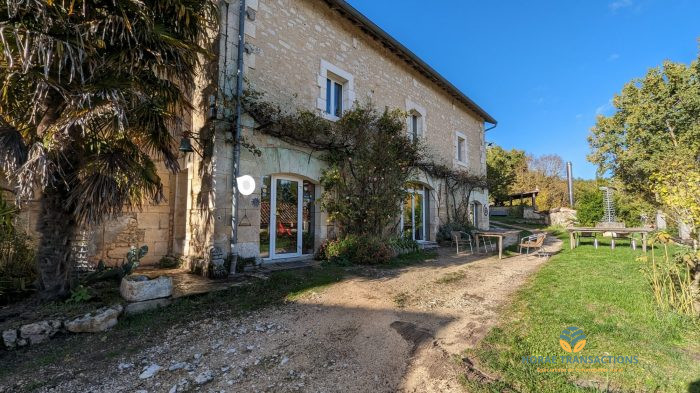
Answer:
top-left (236, 175), bottom-right (256, 196)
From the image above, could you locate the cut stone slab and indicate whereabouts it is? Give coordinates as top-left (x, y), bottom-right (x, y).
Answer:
top-left (19, 320), bottom-right (62, 345)
top-left (120, 275), bottom-right (173, 302)
top-left (124, 297), bottom-right (172, 316)
top-left (65, 305), bottom-right (123, 333)
top-left (139, 364), bottom-right (162, 379)
top-left (2, 329), bottom-right (18, 349)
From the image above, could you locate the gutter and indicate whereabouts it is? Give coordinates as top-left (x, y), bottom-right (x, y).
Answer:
top-left (230, 0), bottom-right (247, 276)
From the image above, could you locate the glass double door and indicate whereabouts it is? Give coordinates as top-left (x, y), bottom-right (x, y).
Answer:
top-left (260, 176), bottom-right (315, 259)
top-left (402, 188), bottom-right (426, 241)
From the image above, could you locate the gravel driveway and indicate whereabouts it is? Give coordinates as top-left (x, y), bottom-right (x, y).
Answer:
top-left (3, 237), bottom-right (561, 393)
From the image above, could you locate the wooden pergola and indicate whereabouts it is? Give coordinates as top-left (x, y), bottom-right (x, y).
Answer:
top-left (495, 190), bottom-right (539, 209)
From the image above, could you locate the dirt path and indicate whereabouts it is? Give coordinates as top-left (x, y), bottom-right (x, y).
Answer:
top-left (9, 237), bottom-right (561, 393)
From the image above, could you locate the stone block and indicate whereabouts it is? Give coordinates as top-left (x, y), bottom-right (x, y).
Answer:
top-left (120, 275), bottom-right (173, 302)
top-left (19, 320), bottom-right (62, 345)
top-left (2, 329), bottom-right (18, 349)
top-left (65, 305), bottom-right (123, 333)
top-left (124, 298), bottom-right (173, 316)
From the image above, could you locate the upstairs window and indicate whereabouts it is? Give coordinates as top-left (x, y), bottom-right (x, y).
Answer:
top-left (405, 101), bottom-right (426, 140)
top-left (410, 113), bottom-right (420, 140)
top-left (456, 132), bottom-right (467, 164)
top-left (325, 77), bottom-right (344, 118)
top-left (318, 60), bottom-right (355, 121)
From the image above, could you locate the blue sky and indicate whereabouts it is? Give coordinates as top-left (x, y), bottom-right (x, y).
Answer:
top-left (347, 0), bottom-right (700, 179)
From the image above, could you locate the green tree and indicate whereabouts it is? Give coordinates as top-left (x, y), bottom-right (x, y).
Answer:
top-left (0, 0), bottom-right (217, 299)
top-left (588, 58), bottom-right (700, 204)
top-left (486, 145), bottom-right (526, 203)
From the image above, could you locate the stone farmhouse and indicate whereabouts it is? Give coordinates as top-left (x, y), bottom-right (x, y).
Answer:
top-left (12, 0), bottom-right (497, 268)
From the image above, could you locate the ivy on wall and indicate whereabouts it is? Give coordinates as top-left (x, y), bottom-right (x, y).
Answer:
top-left (241, 90), bottom-right (487, 237)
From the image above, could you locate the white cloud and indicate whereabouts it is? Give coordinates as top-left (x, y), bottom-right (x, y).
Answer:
top-left (607, 53), bottom-right (620, 61)
top-left (609, 0), bottom-right (633, 12)
top-left (575, 113), bottom-right (583, 119)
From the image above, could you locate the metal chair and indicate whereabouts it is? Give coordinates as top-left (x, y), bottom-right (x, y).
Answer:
top-left (451, 231), bottom-right (473, 255)
top-left (519, 233), bottom-right (546, 255)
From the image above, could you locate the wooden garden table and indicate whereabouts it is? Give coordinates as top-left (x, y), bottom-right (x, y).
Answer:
top-left (566, 227), bottom-right (652, 252)
top-left (474, 230), bottom-right (519, 259)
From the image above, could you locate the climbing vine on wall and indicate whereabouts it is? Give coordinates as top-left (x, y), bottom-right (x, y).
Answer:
top-left (241, 90), bottom-right (487, 237)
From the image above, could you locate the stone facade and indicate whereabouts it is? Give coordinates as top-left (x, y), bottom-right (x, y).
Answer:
top-left (228, 0), bottom-right (493, 260)
top-left (12, 0), bottom-right (494, 267)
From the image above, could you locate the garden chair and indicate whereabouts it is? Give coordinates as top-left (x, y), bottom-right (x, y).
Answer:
top-left (519, 233), bottom-right (546, 256)
top-left (469, 230), bottom-right (496, 254)
top-left (451, 231), bottom-right (473, 255)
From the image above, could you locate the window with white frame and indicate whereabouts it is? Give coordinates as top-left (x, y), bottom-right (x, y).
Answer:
top-left (405, 100), bottom-right (426, 140)
top-left (325, 75), bottom-right (344, 118)
top-left (409, 112), bottom-right (422, 140)
top-left (317, 60), bottom-right (355, 120)
top-left (456, 132), bottom-right (467, 164)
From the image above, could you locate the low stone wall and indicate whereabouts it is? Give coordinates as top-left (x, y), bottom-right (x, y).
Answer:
top-left (547, 208), bottom-right (577, 227)
top-left (3, 305), bottom-right (123, 349)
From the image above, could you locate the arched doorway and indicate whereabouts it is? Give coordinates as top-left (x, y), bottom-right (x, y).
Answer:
top-left (259, 175), bottom-right (316, 259)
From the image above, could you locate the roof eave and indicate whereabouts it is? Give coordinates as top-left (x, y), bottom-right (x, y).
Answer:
top-left (323, 0), bottom-right (497, 125)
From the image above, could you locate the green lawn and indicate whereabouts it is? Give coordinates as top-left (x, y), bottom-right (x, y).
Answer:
top-left (464, 229), bottom-right (700, 393)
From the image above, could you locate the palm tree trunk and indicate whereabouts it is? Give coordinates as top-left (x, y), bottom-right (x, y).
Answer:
top-left (36, 183), bottom-right (77, 300)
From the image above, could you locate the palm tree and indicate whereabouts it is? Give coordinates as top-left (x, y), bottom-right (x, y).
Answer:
top-left (0, 0), bottom-right (217, 299)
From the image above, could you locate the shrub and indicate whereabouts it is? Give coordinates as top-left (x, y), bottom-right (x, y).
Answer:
top-left (324, 235), bottom-right (396, 265)
top-left (387, 237), bottom-right (420, 254)
top-left (158, 255), bottom-right (183, 269)
top-left (0, 230), bottom-right (37, 304)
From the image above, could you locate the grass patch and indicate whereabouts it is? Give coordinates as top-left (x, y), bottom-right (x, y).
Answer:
top-left (466, 230), bottom-right (700, 393)
top-left (435, 270), bottom-right (466, 284)
top-left (394, 291), bottom-right (410, 308)
top-left (491, 216), bottom-right (547, 230)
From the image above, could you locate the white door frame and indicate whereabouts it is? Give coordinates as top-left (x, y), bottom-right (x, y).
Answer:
top-left (268, 175), bottom-right (303, 259)
top-left (400, 187), bottom-right (426, 242)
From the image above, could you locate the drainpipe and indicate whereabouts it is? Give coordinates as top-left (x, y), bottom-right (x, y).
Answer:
top-left (230, 0), bottom-right (246, 276)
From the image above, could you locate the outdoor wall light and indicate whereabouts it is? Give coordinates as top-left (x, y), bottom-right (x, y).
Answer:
top-left (178, 135), bottom-right (194, 153)
top-left (236, 175), bottom-right (256, 196)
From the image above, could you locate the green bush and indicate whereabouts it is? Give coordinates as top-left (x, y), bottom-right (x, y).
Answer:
top-left (387, 237), bottom-right (420, 253)
top-left (324, 235), bottom-right (396, 265)
top-left (158, 255), bottom-right (183, 269)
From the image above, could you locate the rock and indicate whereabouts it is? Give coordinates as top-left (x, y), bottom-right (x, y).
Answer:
top-left (124, 298), bottom-right (172, 316)
top-left (18, 320), bottom-right (62, 345)
top-left (168, 385), bottom-right (177, 393)
top-left (139, 364), bottom-right (162, 379)
top-left (120, 275), bottom-right (173, 302)
top-left (118, 362), bottom-right (134, 371)
top-left (280, 356), bottom-right (289, 366)
top-left (194, 370), bottom-right (214, 385)
top-left (65, 305), bottom-right (123, 333)
top-left (168, 362), bottom-right (188, 371)
top-left (2, 329), bottom-right (18, 349)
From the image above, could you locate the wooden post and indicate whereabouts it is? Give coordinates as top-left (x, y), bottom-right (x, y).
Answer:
top-left (498, 236), bottom-right (503, 259)
top-left (570, 231), bottom-right (576, 250)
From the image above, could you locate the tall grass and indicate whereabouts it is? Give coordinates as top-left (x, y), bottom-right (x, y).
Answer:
top-left (643, 232), bottom-right (699, 317)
